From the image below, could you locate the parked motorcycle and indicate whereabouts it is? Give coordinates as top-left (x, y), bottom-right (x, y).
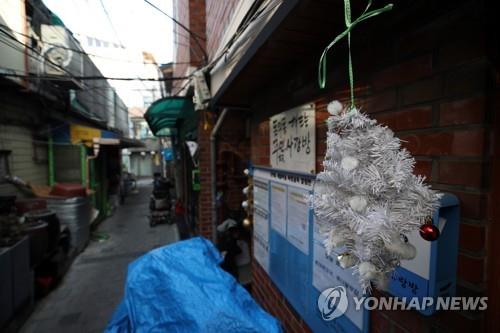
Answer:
top-left (120, 172), bottom-right (137, 204)
top-left (149, 174), bottom-right (173, 227)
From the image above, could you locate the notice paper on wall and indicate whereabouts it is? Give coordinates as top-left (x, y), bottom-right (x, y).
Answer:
top-left (254, 232), bottom-right (270, 273)
top-left (286, 187), bottom-right (310, 254)
top-left (270, 104), bottom-right (316, 174)
top-left (253, 175), bottom-right (270, 273)
top-left (252, 166), bottom-right (368, 333)
top-left (270, 182), bottom-right (287, 236)
top-left (254, 208), bottom-right (269, 245)
top-left (253, 179), bottom-right (269, 211)
top-left (312, 232), bottom-right (365, 331)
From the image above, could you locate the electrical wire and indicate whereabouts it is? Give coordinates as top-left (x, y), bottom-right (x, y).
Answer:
top-left (172, 75), bottom-right (193, 97)
top-left (98, 0), bottom-right (125, 49)
top-left (143, 0), bottom-right (208, 63)
top-left (205, 0), bottom-right (282, 71)
top-left (144, 0), bottom-right (205, 41)
top-left (26, 0), bottom-right (196, 106)
top-left (163, 0), bottom-right (281, 103)
top-left (0, 71), bottom-right (189, 82)
top-left (1, 0), bottom-right (191, 129)
top-left (96, 0), bottom-right (158, 94)
top-left (0, 33), bottom-right (128, 119)
top-left (0, 22), bottom-right (194, 66)
top-left (0, 27), bottom-right (147, 104)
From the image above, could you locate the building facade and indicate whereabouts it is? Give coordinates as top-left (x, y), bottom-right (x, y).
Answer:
top-left (0, 0), bottom-right (133, 218)
top-left (159, 0), bottom-right (499, 332)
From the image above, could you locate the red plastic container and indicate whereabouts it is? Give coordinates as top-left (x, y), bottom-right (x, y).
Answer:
top-left (50, 183), bottom-right (86, 198)
top-left (15, 198), bottom-right (47, 215)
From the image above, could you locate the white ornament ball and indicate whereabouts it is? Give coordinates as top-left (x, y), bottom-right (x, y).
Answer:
top-left (338, 253), bottom-right (356, 269)
top-left (341, 156), bottom-right (359, 171)
top-left (242, 186), bottom-right (249, 195)
top-left (329, 232), bottom-right (347, 248)
top-left (242, 200), bottom-right (249, 209)
top-left (375, 274), bottom-right (390, 291)
top-left (385, 234), bottom-right (417, 260)
top-left (349, 196), bottom-right (368, 212)
top-left (327, 100), bottom-right (343, 115)
top-left (358, 261), bottom-right (378, 280)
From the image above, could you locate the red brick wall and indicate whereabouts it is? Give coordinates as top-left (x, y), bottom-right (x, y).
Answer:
top-left (188, 0), bottom-right (206, 66)
top-left (205, 0), bottom-right (238, 60)
top-left (197, 111), bottom-right (212, 239)
top-left (216, 112), bottom-right (251, 214)
top-left (172, 0), bottom-right (206, 94)
top-left (248, 16), bottom-right (492, 333)
top-left (196, 111), bottom-right (251, 238)
top-left (252, 261), bottom-right (313, 333)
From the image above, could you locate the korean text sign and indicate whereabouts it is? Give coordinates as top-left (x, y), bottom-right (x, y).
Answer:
top-left (270, 104), bottom-right (315, 174)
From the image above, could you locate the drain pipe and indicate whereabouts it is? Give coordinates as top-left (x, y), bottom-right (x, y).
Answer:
top-left (210, 108), bottom-right (229, 243)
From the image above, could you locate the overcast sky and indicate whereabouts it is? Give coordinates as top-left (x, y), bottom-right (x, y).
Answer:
top-left (42, 0), bottom-right (174, 64)
top-left (42, 0), bottom-right (174, 107)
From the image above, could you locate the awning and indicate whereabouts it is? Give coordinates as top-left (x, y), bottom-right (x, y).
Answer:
top-left (93, 137), bottom-right (144, 148)
top-left (144, 97), bottom-right (195, 136)
top-left (52, 123), bottom-right (141, 148)
top-left (209, 0), bottom-right (299, 105)
top-left (120, 137), bottom-right (145, 148)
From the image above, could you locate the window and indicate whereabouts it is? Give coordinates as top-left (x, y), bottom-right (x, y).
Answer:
top-left (0, 150), bottom-right (11, 183)
top-left (33, 143), bottom-right (48, 164)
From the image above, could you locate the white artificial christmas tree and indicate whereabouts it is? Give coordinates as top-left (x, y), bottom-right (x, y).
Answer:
top-left (313, 101), bottom-right (442, 291)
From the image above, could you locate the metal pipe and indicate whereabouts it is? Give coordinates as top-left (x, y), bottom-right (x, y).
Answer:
top-left (80, 144), bottom-right (87, 187)
top-left (48, 128), bottom-right (55, 186)
top-left (210, 108), bottom-right (229, 243)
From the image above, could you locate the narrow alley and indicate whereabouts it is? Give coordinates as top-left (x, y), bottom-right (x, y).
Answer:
top-left (19, 180), bottom-right (179, 333)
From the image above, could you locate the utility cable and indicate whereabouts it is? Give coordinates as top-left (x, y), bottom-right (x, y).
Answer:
top-left (143, 0), bottom-right (208, 63)
top-left (0, 33), bottom-right (129, 116)
top-left (0, 22), bottom-right (193, 66)
top-left (98, 0), bottom-right (125, 49)
top-left (0, 71), bottom-right (189, 82)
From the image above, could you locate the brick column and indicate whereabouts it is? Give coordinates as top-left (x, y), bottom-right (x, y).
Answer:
top-left (197, 111), bottom-right (213, 239)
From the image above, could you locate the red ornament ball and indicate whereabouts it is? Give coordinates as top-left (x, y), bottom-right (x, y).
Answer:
top-left (419, 224), bottom-right (440, 241)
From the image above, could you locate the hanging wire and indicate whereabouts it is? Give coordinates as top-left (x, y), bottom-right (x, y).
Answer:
top-left (98, 0), bottom-right (125, 49)
top-left (143, 0), bottom-right (208, 63)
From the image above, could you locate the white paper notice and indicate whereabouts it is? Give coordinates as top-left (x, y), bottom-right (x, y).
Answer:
top-left (253, 208), bottom-right (269, 241)
top-left (286, 187), bottom-right (310, 254)
top-left (253, 233), bottom-right (269, 273)
top-left (312, 241), bottom-right (364, 330)
top-left (270, 182), bottom-right (287, 236)
top-left (253, 179), bottom-right (269, 211)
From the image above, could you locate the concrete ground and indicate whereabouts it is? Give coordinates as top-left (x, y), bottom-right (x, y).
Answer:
top-left (20, 180), bottom-right (180, 333)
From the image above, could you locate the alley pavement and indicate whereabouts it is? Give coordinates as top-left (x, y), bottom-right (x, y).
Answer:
top-left (20, 179), bottom-right (180, 333)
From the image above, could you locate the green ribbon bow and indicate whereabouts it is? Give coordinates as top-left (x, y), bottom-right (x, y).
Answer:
top-left (318, 0), bottom-right (393, 109)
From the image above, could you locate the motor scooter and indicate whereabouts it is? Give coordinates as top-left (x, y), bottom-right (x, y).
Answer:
top-left (149, 174), bottom-right (173, 227)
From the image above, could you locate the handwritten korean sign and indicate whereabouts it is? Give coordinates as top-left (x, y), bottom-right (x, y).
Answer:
top-left (270, 104), bottom-right (316, 174)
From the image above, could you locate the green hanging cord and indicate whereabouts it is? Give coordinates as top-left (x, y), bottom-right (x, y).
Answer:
top-left (318, 0), bottom-right (393, 109)
top-left (348, 33), bottom-right (354, 110)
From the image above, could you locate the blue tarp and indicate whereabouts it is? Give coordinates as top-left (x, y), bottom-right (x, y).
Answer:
top-left (105, 237), bottom-right (282, 333)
